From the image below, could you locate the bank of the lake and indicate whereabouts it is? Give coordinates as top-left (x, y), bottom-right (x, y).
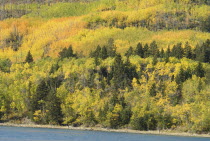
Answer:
top-left (0, 123), bottom-right (210, 138)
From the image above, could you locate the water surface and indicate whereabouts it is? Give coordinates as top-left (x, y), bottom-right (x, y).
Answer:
top-left (0, 126), bottom-right (209, 141)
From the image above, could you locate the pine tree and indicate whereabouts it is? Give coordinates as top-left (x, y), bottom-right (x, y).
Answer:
top-left (59, 45), bottom-right (76, 59)
top-left (165, 46), bottom-right (171, 63)
top-left (184, 42), bottom-right (193, 59)
top-left (135, 43), bottom-right (144, 58)
top-left (90, 45), bottom-right (101, 58)
top-left (125, 47), bottom-right (134, 57)
top-left (32, 80), bottom-right (49, 112)
top-left (101, 46), bottom-right (108, 59)
top-left (194, 62), bottom-right (205, 78)
top-left (152, 55), bottom-right (158, 66)
top-left (160, 48), bottom-right (165, 58)
top-left (149, 83), bottom-right (157, 97)
top-left (149, 41), bottom-right (159, 57)
top-left (46, 92), bottom-right (63, 125)
top-left (49, 63), bottom-right (59, 74)
top-left (107, 38), bottom-right (117, 57)
top-left (194, 44), bottom-right (204, 62)
top-left (111, 54), bottom-right (125, 90)
top-left (143, 43), bottom-right (149, 58)
top-left (171, 43), bottom-right (184, 59)
top-left (201, 16), bottom-right (210, 32)
top-left (25, 51), bottom-right (33, 63)
top-left (175, 67), bottom-right (186, 84)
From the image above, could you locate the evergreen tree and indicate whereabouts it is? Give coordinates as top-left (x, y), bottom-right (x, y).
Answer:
top-left (165, 46), bottom-right (171, 63)
top-left (49, 63), bottom-right (59, 74)
top-left (194, 44), bottom-right (205, 62)
top-left (194, 62), bottom-right (205, 78)
top-left (59, 45), bottom-right (76, 59)
top-left (195, 40), bottom-right (210, 63)
top-left (111, 54), bottom-right (126, 90)
top-left (25, 51), bottom-right (33, 63)
top-left (124, 57), bottom-right (138, 88)
top-left (203, 39), bottom-right (210, 63)
top-left (120, 106), bottom-right (132, 125)
top-left (90, 45), bottom-right (101, 58)
top-left (149, 41), bottom-right (159, 57)
top-left (152, 55), bottom-right (158, 66)
top-left (125, 46), bottom-right (134, 57)
top-left (143, 43), bottom-right (149, 58)
top-left (201, 16), bottom-right (210, 32)
top-left (0, 58), bottom-right (12, 73)
top-left (160, 48), bottom-right (165, 58)
top-left (149, 83), bottom-right (157, 97)
top-left (31, 79), bottom-right (49, 116)
top-left (135, 43), bottom-right (144, 58)
top-left (46, 92), bottom-right (63, 125)
top-left (184, 42), bottom-right (193, 59)
top-left (101, 46), bottom-right (108, 59)
top-left (107, 38), bottom-right (117, 57)
top-left (171, 43), bottom-right (184, 59)
top-left (175, 67), bottom-right (186, 84)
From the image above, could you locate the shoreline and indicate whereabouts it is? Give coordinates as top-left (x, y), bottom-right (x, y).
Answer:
top-left (0, 123), bottom-right (210, 138)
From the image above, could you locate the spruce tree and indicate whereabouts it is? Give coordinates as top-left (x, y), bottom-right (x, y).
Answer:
top-left (107, 38), bottom-right (117, 57)
top-left (59, 45), bottom-right (76, 59)
top-left (143, 44), bottom-right (149, 58)
top-left (46, 92), bottom-right (63, 125)
top-left (194, 44), bottom-right (204, 62)
top-left (135, 43), bottom-right (144, 58)
top-left (125, 47), bottom-right (134, 57)
top-left (165, 46), bottom-right (171, 63)
top-left (101, 46), bottom-right (108, 59)
top-left (152, 55), bottom-right (158, 66)
top-left (25, 51), bottom-right (33, 63)
top-left (149, 41), bottom-right (159, 57)
top-left (160, 48), bottom-right (165, 58)
top-left (175, 67), bottom-right (186, 84)
top-left (171, 43), bottom-right (184, 59)
top-left (184, 42), bottom-right (193, 59)
top-left (112, 54), bottom-right (125, 90)
top-left (31, 79), bottom-right (49, 119)
top-left (194, 62), bottom-right (205, 78)
top-left (149, 83), bottom-right (157, 97)
top-left (90, 45), bottom-right (101, 58)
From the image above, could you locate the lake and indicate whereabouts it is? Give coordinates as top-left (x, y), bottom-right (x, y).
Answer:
top-left (0, 126), bottom-right (209, 141)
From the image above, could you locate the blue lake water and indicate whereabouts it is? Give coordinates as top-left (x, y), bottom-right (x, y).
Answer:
top-left (0, 126), bottom-right (209, 141)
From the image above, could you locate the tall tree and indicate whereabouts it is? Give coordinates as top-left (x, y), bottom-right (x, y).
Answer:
top-left (59, 45), bottom-right (76, 59)
top-left (184, 42), bottom-right (193, 59)
top-left (194, 62), bottom-right (205, 78)
top-left (125, 47), bottom-right (134, 57)
top-left (111, 54), bottom-right (125, 90)
top-left (25, 51), bottom-right (33, 63)
top-left (171, 43), bottom-right (184, 59)
top-left (135, 43), bottom-right (144, 58)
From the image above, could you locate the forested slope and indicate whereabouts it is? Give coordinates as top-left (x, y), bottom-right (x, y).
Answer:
top-left (0, 0), bottom-right (210, 133)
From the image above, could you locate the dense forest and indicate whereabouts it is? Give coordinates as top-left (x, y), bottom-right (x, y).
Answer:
top-left (0, 0), bottom-right (210, 133)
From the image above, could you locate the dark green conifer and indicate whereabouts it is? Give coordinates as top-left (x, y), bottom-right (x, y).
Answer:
top-left (194, 62), bottom-right (205, 78)
top-left (149, 41), bottom-right (159, 56)
top-left (135, 43), bottom-right (144, 58)
top-left (25, 51), bottom-right (33, 63)
top-left (125, 46), bottom-right (134, 57)
top-left (160, 48), bottom-right (165, 58)
top-left (46, 92), bottom-right (63, 125)
top-left (101, 46), bottom-right (108, 59)
top-left (59, 45), bottom-right (76, 59)
top-left (143, 43), bottom-right (149, 58)
top-left (184, 42), bottom-right (193, 59)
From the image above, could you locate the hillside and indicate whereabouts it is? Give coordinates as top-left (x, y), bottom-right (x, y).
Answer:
top-left (0, 0), bottom-right (210, 134)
